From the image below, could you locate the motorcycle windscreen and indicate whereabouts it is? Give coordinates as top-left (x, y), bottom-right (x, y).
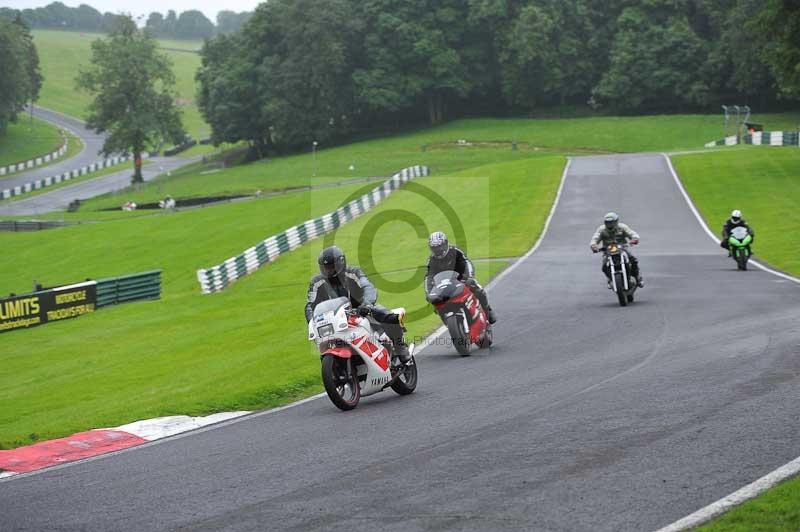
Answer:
top-left (730, 226), bottom-right (749, 242)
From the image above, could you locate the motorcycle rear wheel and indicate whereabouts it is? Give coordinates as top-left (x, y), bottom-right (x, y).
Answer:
top-left (321, 356), bottom-right (360, 411)
top-left (390, 357), bottom-right (418, 395)
top-left (614, 273), bottom-right (628, 307)
top-left (446, 315), bottom-right (471, 356)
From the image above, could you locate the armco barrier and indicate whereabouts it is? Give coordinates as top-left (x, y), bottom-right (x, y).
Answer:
top-left (0, 130), bottom-right (68, 177)
top-left (0, 152), bottom-right (150, 201)
top-left (96, 270), bottom-right (162, 308)
top-left (0, 220), bottom-right (70, 232)
top-left (197, 165), bottom-right (430, 294)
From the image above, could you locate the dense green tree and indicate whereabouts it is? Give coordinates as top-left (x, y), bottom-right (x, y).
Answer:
top-left (196, 34), bottom-right (267, 152)
top-left (758, 0), bottom-right (800, 98)
top-left (0, 17), bottom-right (42, 133)
top-left (76, 16), bottom-right (184, 183)
top-left (596, 2), bottom-right (709, 111)
top-left (145, 12), bottom-right (164, 36)
top-left (259, 0), bottom-right (360, 145)
top-left (175, 10), bottom-right (215, 40)
top-left (354, 0), bottom-right (473, 124)
top-left (216, 11), bottom-right (252, 35)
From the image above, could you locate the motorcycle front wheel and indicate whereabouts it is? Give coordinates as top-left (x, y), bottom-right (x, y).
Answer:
top-left (477, 324), bottom-right (493, 349)
top-left (446, 315), bottom-right (471, 356)
top-left (391, 357), bottom-right (418, 395)
top-left (614, 273), bottom-right (628, 307)
top-left (321, 356), bottom-right (360, 411)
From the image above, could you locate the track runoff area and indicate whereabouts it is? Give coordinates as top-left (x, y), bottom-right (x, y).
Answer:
top-left (1, 154), bottom-right (798, 532)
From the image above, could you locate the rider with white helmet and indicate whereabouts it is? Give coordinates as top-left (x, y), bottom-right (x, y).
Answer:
top-left (590, 212), bottom-right (644, 288)
top-left (721, 210), bottom-right (754, 253)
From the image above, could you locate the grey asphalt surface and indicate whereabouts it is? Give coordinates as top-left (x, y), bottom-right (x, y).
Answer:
top-left (1, 153), bottom-right (798, 531)
top-left (0, 107), bottom-right (106, 192)
top-left (0, 155), bottom-right (202, 216)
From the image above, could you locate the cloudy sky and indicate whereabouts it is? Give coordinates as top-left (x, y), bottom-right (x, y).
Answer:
top-left (1, 0), bottom-right (261, 22)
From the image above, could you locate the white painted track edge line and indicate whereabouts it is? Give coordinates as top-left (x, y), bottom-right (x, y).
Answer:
top-left (661, 153), bottom-right (799, 284)
top-left (655, 153), bottom-right (800, 531)
top-left (0, 157), bottom-right (572, 482)
top-left (654, 457), bottom-right (800, 532)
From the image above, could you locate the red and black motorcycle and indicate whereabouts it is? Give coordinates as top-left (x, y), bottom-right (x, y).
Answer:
top-left (426, 271), bottom-right (493, 356)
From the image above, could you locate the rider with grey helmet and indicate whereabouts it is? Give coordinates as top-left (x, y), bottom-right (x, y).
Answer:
top-left (424, 231), bottom-right (497, 323)
top-left (305, 246), bottom-right (411, 362)
top-left (720, 209), bottom-right (754, 253)
top-left (590, 212), bottom-right (644, 288)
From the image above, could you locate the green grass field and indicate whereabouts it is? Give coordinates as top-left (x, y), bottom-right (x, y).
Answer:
top-left (697, 475), bottom-right (800, 531)
top-left (32, 30), bottom-right (207, 142)
top-left (24, 112), bottom-right (797, 216)
top-left (673, 148), bottom-right (800, 276)
top-left (0, 117), bottom-right (65, 170)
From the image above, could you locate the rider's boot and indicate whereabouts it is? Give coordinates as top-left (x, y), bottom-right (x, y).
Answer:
top-left (394, 340), bottom-right (412, 363)
top-left (486, 306), bottom-right (497, 324)
top-left (637, 275), bottom-right (644, 288)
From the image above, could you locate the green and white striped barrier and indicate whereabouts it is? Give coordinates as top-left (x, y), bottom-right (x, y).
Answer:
top-left (744, 131), bottom-right (799, 146)
top-left (704, 131), bottom-right (800, 148)
top-left (0, 152), bottom-right (150, 201)
top-left (197, 165), bottom-right (430, 294)
top-left (0, 130), bottom-right (68, 176)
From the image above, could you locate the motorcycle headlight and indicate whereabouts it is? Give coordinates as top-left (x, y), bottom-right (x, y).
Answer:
top-left (317, 324), bottom-right (334, 337)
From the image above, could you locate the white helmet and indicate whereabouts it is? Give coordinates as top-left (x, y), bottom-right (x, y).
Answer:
top-left (730, 209), bottom-right (742, 223)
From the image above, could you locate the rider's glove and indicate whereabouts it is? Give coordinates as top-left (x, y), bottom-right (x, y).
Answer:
top-left (630, 239), bottom-right (639, 245)
top-left (590, 244), bottom-right (599, 253)
top-left (356, 304), bottom-right (373, 317)
top-left (464, 277), bottom-right (478, 288)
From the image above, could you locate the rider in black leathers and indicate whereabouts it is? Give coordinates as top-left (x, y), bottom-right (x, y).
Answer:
top-left (424, 231), bottom-right (497, 323)
top-left (720, 209), bottom-right (754, 253)
top-left (305, 246), bottom-right (410, 362)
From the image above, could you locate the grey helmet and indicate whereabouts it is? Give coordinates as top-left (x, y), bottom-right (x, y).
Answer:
top-left (318, 246), bottom-right (346, 279)
top-left (730, 209), bottom-right (742, 223)
top-left (428, 231), bottom-right (450, 259)
top-left (604, 212), bottom-right (620, 230)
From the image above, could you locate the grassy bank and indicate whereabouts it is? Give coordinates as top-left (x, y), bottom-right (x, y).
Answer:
top-left (32, 30), bottom-right (207, 141)
top-left (41, 112), bottom-right (798, 216)
top-left (672, 148), bottom-right (800, 276)
top-left (697, 475), bottom-right (800, 531)
top-left (0, 117), bottom-right (66, 170)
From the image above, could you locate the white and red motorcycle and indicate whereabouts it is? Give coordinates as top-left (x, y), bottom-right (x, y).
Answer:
top-left (308, 297), bottom-right (418, 410)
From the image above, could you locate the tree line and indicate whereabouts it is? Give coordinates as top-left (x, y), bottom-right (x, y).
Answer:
top-left (0, 3), bottom-right (251, 40)
top-left (196, 0), bottom-right (799, 155)
top-left (0, 16), bottom-right (42, 134)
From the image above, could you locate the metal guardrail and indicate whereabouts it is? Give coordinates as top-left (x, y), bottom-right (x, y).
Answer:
top-left (0, 220), bottom-right (70, 232)
top-left (96, 270), bottom-right (162, 308)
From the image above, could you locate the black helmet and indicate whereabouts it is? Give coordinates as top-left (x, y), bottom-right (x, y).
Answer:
top-left (318, 246), bottom-right (346, 279)
top-left (604, 212), bottom-right (619, 230)
top-left (428, 231), bottom-right (450, 259)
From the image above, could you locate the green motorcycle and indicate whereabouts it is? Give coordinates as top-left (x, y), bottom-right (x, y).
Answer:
top-left (728, 226), bottom-right (753, 270)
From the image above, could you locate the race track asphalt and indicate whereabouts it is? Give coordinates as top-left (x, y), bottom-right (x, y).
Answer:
top-left (1, 153), bottom-right (798, 531)
top-left (0, 107), bottom-right (106, 192)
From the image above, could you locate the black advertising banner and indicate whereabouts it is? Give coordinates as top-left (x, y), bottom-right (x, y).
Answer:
top-left (0, 281), bottom-right (97, 334)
